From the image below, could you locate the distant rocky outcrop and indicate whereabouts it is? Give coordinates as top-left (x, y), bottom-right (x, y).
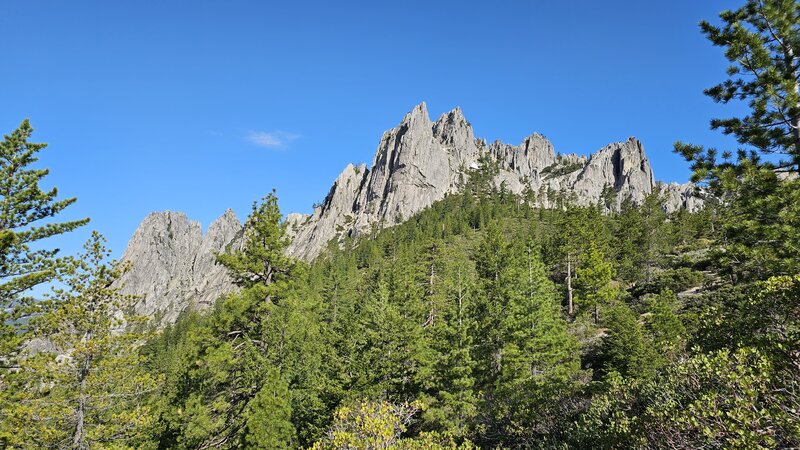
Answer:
top-left (115, 209), bottom-right (241, 326)
top-left (117, 102), bottom-right (702, 327)
top-left (660, 182), bottom-right (704, 214)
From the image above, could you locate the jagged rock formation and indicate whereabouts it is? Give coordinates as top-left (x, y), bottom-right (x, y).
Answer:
top-left (285, 102), bottom-right (698, 260)
top-left (115, 209), bottom-right (241, 326)
top-left (660, 182), bottom-right (704, 214)
top-left (118, 102), bottom-right (701, 326)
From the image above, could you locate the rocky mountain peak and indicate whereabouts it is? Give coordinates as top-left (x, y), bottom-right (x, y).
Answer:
top-left (566, 137), bottom-right (655, 208)
top-left (285, 105), bottom-right (699, 259)
top-left (119, 102), bottom-right (702, 326)
top-left (490, 133), bottom-right (556, 176)
top-left (433, 107), bottom-right (477, 162)
top-left (115, 210), bottom-right (240, 326)
top-left (402, 101), bottom-right (430, 125)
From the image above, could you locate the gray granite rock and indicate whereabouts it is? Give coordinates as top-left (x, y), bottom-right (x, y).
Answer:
top-left (286, 103), bottom-right (700, 259)
top-left (660, 182), bottom-right (704, 214)
top-left (114, 209), bottom-right (241, 327)
top-left (120, 102), bottom-right (703, 325)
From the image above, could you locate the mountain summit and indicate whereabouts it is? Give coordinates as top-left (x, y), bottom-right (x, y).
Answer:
top-left (284, 102), bottom-right (698, 260)
top-left (116, 103), bottom-right (700, 326)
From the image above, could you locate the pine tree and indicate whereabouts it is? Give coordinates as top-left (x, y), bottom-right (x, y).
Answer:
top-left (354, 249), bottom-right (434, 403)
top-left (216, 191), bottom-right (296, 297)
top-left (310, 249), bottom-right (362, 414)
top-left (574, 242), bottom-right (618, 324)
top-left (472, 221), bottom-right (511, 382)
top-left (241, 369), bottom-right (297, 449)
top-left (552, 207), bottom-right (609, 316)
top-left (0, 120), bottom-right (89, 354)
top-left (152, 192), bottom-right (327, 448)
top-left (423, 242), bottom-right (479, 438)
top-left (675, 0), bottom-right (800, 179)
top-left (597, 302), bottom-right (654, 380)
top-left (491, 240), bottom-right (581, 443)
top-left (643, 289), bottom-right (686, 367)
top-left (615, 191), bottom-right (668, 284)
top-left (669, 0), bottom-right (800, 284)
top-left (0, 232), bottom-right (160, 449)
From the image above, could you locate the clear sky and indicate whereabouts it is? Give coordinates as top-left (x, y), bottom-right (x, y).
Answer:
top-left (2, 1), bottom-right (745, 258)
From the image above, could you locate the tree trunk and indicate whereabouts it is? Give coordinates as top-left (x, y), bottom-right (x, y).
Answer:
top-left (528, 245), bottom-right (533, 300)
top-left (786, 46), bottom-right (800, 166)
top-left (72, 358), bottom-right (89, 449)
top-left (457, 267), bottom-right (463, 327)
top-left (566, 254), bottom-right (574, 315)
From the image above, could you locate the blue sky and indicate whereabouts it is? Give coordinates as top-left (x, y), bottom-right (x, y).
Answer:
top-left (2, 1), bottom-right (744, 258)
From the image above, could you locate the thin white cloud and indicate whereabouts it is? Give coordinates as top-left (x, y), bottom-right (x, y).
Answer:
top-left (246, 130), bottom-right (300, 149)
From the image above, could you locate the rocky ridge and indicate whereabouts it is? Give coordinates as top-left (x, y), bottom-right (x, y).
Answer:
top-left (285, 102), bottom-right (697, 260)
top-left (115, 209), bottom-right (241, 325)
top-left (117, 102), bottom-right (701, 326)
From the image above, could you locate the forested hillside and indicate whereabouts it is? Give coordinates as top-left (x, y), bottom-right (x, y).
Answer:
top-left (134, 159), bottom-right (795, 448)
top-left (1, 0), bottom-right (798, 448)
top-left (142, 181), bottom-right (700, 446)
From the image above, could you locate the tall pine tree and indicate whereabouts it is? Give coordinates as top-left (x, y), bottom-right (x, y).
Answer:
top-left (0, 120), bottom-right (88, 354)
top-left (0, 232), bottom-right (160, 449)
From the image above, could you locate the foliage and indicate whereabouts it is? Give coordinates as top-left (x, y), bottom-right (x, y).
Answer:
top-left (574, 242), bottom-right (618, 323)
top-left (540, 161), bottom-right (584, 179)
top-left (675, 0), bottom-right (800, 180)
top-left (6, 3), bottom-right (800, 447)
top-left (632, 268), bottom-right (705, 297)
top-left (310, 400), bottom-right (475, 450)
top-left (146, 193), bottom-right (327, 448)
top-left (643, 348), bottom-right (791, 449)
top-left (642, 290), bottom-right (687, 366)
top-left (596, 303), bottom-right (655, 381)
top-left (0, 232), bottom-right (160, 449)
top-left (0, 120), bottom-right (89, 354)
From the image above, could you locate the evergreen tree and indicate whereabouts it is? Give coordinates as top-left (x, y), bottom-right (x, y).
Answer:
top-left (597, 303), bottom-right (654, 380)
top-left (216, 191), bottom-right (296, 296)
top-left (643, 289), bottom-right (687, 368)
top-left (551, 207), bottom-right (609, 315)
top-left (671, 1), bottom-right (800, 285)
top-left (241, 369), bottom-right (297, 449)
top-left (491, 240), bottom-right (581, 444)
top-left (152, 193), bottom-right (326, 448)
top-left (0, 120), bottom-right (88, 354)
top-left (613, 191), bottom-right (668, 284)
top-left (310, 249), bottom-right (362, 414)
top-left (574, 242), bottom-right (618, 324)
top-left (715, 168), bottom-right (799, 282)
top-left (354, 265), bottom-right (432, 400)
top-left (423, 242), bottom-right (479, 439)
top-left (0, 232), bottom-right (160, 449)
top-left (472, 221), bottom-right (511, 383)
top-left (613, 198), bottom-right (647, 283)
top-left (675, 0), bottom-right (800, 178)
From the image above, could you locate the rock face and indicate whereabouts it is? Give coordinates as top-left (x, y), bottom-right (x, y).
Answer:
top-left (115, 209), bottom-right (241, 326)
top-left (285, 102), bottom-right (700, 260)
top-left (661, 182), bottom-right (704, 214)
top-left (118, 102), bottom-right (702, 326)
